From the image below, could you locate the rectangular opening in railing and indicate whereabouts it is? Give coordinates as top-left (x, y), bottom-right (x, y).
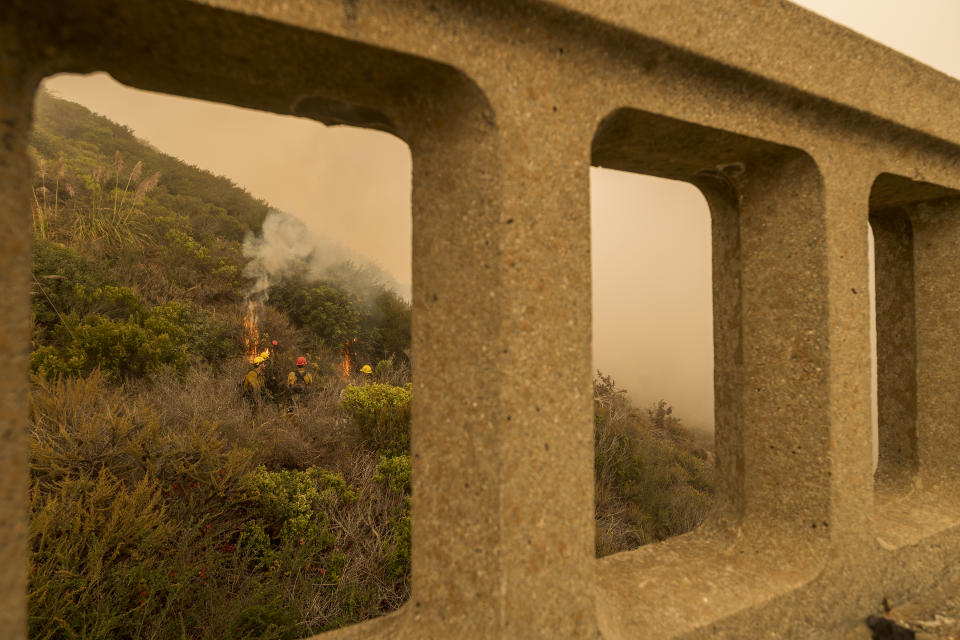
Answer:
top-left (591, 106), bottom-right (830, 637)
top-left (27, 72), bottom-right (413, 639)
top-left (869, 173), bottom-right (960, 548)
top-left (590, 167), bottom-right (715, 557)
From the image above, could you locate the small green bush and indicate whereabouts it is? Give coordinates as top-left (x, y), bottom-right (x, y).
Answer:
top-left (373, 359), bottom-right (391, 378)
top-left (30, 312), bottom-right (189, 380)
top-left (150, 302), bottom-right (234, 367)
top-left (382, 509), bottom-right (411, 581)
top-left (374, 455), bottom-right (411, 496)
top-left (82, 284), bottom-right (146, 320)
top-left (242, 465), bottom-right (325, 547)
top-left (30, 286), bottom-right (232, 381)
top-left (31, 238), bottom-right (105, 338)
top-left (241, 466), bottom-right (355, 554)
top-left (340, 384), bottom-right (411, 456)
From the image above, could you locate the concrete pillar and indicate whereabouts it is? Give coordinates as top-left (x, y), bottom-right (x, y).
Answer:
top-left (731, 151), bottom-right (832, 534)
top-left (0, 26), bottom-right (36, 640)
top-left (405, 79), bottom-right (596, 636)
top-left (702, 177), bottom-right (745, 525)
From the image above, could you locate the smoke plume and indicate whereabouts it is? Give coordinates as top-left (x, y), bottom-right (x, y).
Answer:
top-left (242, 209), bottom-right (401, 306)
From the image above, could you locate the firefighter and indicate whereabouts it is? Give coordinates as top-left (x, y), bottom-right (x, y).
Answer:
top-left (355, 363), bottom-right (373, 386)
top-left (286, 356), bottom-right (313, 413)
top-left (264, 339), bottom-right (283, 395)
top-left (243, 357), bottom-right (268, 401)
top-left (287, 356), bottom-right (314, 391)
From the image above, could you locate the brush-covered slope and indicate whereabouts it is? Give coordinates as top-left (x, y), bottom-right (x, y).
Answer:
top-left (29, 90), bottom-right (410, 380)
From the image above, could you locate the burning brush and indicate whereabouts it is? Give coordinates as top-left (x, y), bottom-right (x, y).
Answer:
top-left (243, 300), bottom-right (266, 363)
top-left (339, 337), bottom-right (357, 380)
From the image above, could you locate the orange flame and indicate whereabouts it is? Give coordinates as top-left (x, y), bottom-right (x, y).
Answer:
top-left (243, 301), bottom-right (261, 363)
top-left (339, 338), bottom-right (357, 380)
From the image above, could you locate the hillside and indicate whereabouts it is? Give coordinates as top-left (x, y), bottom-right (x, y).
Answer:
top-left (29, 90), bottom-right (411, 381)
top-left (31, 92), bottom-right (265, 306)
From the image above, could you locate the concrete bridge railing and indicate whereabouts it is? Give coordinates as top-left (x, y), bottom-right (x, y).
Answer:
top-left (2, 1), bottom-right (959, 637)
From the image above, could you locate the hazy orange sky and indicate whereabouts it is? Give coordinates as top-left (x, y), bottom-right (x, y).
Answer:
top-left (41, 1), bottom-right (960, 429)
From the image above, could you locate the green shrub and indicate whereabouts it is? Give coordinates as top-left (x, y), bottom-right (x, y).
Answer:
top-left (149, 302), bottom-right (234, 367)
top-left (374, 455), bottom-right (411, 496)
top-left (31, 238), bottom-right (104, 338)
top-left (236, 521), bottom-right (276, 566)
top-left (165, 228), bottom-right (210, 262)
top-left (30, 285), bottom-right (233, 381)
top-left (82, 284), bottom-right (146, 320)
top-left (340, 384), bottom-right (411, 456)
top-left (242, 466), bottom-right (324, 545)
top-left (28, 469), bottom-right (173, 639)
top-left (269, 274), bottom-right (361, 346)
top-left (382, 508), bottom-right (411, 581)
top-left (240, 466), bottom-right (356, 555)
top-left (30, 313), bottom-right (189, 380)
top-left (367, 289), bottom-right (411, 361)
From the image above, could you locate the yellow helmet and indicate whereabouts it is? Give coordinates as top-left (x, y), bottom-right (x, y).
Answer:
top-left (360, 364), bottom-right (373, 374)
top-left (253, 350), bottom-right (270, 365)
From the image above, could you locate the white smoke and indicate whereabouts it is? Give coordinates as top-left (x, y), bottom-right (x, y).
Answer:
top-left (242, 209), bottom-right (401, 305)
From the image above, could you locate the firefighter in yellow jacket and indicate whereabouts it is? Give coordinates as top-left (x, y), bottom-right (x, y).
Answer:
top-left (243, 355), bottom-right (269, 401)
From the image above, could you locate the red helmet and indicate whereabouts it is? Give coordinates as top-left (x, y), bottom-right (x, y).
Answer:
top-left (296, 357), bottom-right (307, 366)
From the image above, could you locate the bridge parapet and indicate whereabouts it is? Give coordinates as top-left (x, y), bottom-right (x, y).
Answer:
top-left (2, 1), bottom-right (960, 637)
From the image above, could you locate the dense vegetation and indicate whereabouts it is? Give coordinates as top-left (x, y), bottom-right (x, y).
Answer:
top-left (29, 91), bottom-right (410, 381)
top-left (27, 91), bottom-right (713, 639)
top-left (30, 366), bottom-right (413, 639)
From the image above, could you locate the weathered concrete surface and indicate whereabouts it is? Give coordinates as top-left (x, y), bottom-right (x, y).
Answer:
top-left (2, 1), bottom-right (960, 638)
top-left (0, 24), bottom-right (37, 639)
top-left (846, 576), bottom-right (960, 639)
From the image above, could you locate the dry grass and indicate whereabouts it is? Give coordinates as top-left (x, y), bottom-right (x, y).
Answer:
top-left (28, 359), bottom-right (412, 639)
top-left (128, 356), bottom-right (372, 472)
top-left (593, 373), bottom-right (715, 557)
top-left (27, 359), bottom-right (712, 637)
